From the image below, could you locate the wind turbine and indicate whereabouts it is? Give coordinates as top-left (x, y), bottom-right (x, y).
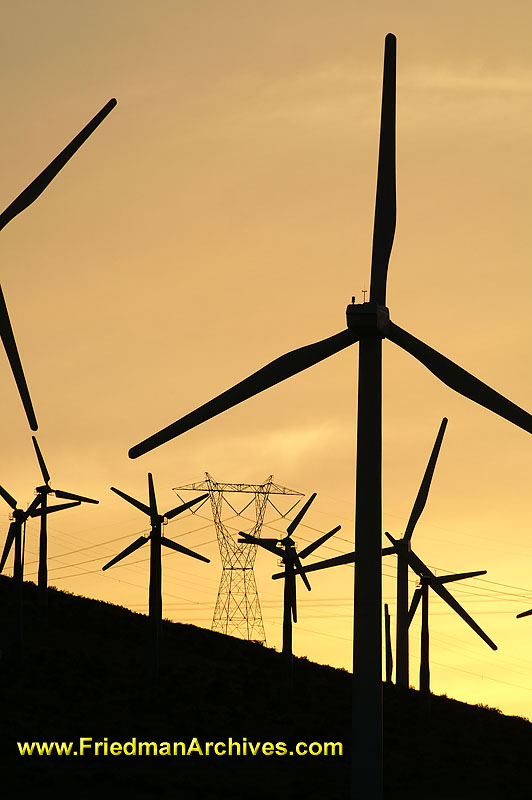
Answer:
top-left (294, 417), bottom-right (449, 687)
top-left (238, 492), bottom-right (340, 671)
top-left (102, 474), bottom-right (210, 677)
top-left (0, 484), bottom-right (80, 660)
top-left (127, 34), bottom-right (532, 799)
top-left (271, 416), bottom-right (496, 683)
top-left (407, 568), bottom-right (492, 694)
top-left (384, 416), bottom-right (495, 688)
top-left (31, 435), bottom-right (98, 614)
top-left (0, 98), bottom-right (116, 431)
top-left (391, 417), bottom-right (449, 688)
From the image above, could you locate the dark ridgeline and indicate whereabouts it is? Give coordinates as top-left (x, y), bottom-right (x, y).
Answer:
top-left (3, 576), bottom-right (532, 800)
top-left (0, 481), bottom-right (81, 662)
top-left (127, 33), bottom-right (532, 800)
top-left (103, 473), bottom-right (209, 678)
top-left (0, 99), bottom-right (116, 432)
top-left (31, 436), bottom-right (98, 622)
top-left (238, 492), bottom-right (340, 685)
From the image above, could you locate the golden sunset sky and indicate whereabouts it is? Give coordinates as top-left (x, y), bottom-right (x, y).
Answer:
top-left (1, 1), bottom-right (532, 719)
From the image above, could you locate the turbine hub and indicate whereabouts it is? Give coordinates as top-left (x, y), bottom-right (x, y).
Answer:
top-left (346, 301), bottom-right (390, 336)
top-left (282, 536), bottom-right (296, 548)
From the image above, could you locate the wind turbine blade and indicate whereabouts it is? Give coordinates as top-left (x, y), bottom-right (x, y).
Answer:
top-left (147, 472), bottom-right (158, 518)
top-left (437, 570), bottom-right (486, 584)
top-left (53, 488), bottom-right (99, 504)
top-left (128, 329), bottom-right (359, 458)
top-left (238, 533), bottom-right (259, 544)
top-left (369, 32), bottom-right (396, 306)
top-left (0, 522), bottom-right (17, 572)
top-left (293, 551), bottom-right (311, 591)
top-left (110, 486), bottom-right (150, 516)
top-left (428, 576), bottom-right (497, 650)
top-left (102, 536), bottom-right (148, 570)
top-left (160, 535), bottom-right (210, 563)
top-left (298, 525), bottom-right (341, 559)
top-left (403, 418), bottom-right (447, 542)
top-left (30, 500), bottom-right (81, 516)
top-left (164, 493), bottom-right (209, 520)
top-left (387, 321), bottom-right (532, 435)
top-left (23, 495), bottom-right (42, 519)
top-left (0, 286), bottom-right (38, 430)
top-left (407, 587), bottom-right (423, 626)
top-left (239, 534), bottom-right (280, 545)
top-left (286, 493), bottom-right (316, 535)
top-left (31, 436), bottom-right (50, 484)
top-left (0, 483), bottom-right (17, 510)
top-left (0, 99), bottom-right (117, 232)
top-left (516, 609), bottom-right (532, 619)
top-left (271, 545), bottom-right (396, 579)
top-left (404, 548), bottom-right (495, 648)
top-left (403, 545), bottom-right (441, 582)
top-left (238, 532), bottom-right (285, 558)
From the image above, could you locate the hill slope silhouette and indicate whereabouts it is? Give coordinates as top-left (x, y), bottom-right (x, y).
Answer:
top-left (0, 575), bottom-right (530, 799)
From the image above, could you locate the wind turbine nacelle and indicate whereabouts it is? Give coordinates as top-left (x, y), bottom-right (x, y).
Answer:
top-left (346, 302), bottom-right (390, 336)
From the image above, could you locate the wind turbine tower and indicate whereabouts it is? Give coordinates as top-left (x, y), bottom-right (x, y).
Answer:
top-left (173, 473), bottom-right (303, 643)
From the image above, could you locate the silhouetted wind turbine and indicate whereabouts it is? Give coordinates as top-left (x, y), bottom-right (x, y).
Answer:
top-left (102, 474), bottom-right (210, 677)
top-left (294, 417), bottom-right (449, 687)
top-left (390, 417), bottom-right (448, 688)
top-left (383, 545), bottom-right (496, 674)
top-left (0, 484), bottom-right (79, 660)
top-left (273, 416), bottom-right (495, 685)
top-left (31, 436), bottom-right (98, 614)
top-left (407, 568), bottom-right (492, 693)
top-left (127, 34), bottom-right (532, 799)
top-left (0, 98), bottom-right (116, 431)
top-left (238, 493), bottom-right (340, 672)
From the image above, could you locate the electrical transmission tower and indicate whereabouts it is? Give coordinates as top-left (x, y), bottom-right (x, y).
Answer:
top-left (173, 473), bottom-right (303, 643)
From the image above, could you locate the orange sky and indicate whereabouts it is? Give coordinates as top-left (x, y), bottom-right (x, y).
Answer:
top-left (2, 1), bottom-right (532, 719)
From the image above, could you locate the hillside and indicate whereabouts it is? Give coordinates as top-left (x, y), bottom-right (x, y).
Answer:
top-left (0, 575), bottom-right (531, 799)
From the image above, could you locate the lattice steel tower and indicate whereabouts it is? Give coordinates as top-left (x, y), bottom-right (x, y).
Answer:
top-left (173, 473), bottom-right (302, 643)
